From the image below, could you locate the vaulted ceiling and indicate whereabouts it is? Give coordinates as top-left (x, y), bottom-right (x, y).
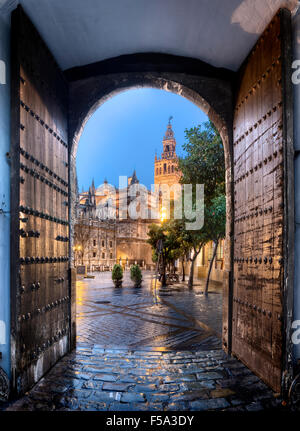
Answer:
top-left (1, 0), bottom-right (299, 71)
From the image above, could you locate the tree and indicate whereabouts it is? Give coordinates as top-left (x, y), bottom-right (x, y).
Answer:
top-left (74, 217), bottom-right (93, 265)
top-left (203, 195), bottom-right (226, 295)
top-left (179, 121), bottom-right (225, 205)
top-left (147, 221), bottom-right (181, 287)
top-left (178, 120), bottom-right (226, 289)
top-left (173, 210), bottom-right (210, 289)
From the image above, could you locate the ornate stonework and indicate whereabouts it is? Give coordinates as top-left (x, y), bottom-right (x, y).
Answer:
top-left (75, 170), bottom-right (158, 270)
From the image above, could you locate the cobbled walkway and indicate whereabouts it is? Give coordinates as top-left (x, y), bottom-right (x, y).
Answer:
top-left (4, 271), bottom-right (284, 411)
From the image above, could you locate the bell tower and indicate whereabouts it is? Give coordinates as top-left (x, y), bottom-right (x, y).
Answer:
top-left (154, 117), bottom-right (181, 188)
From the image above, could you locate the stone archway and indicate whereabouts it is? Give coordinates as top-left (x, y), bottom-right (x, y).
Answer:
top-left (67, 58), bottom-right (235, 354)
top-left (9, 5), bottom-right (294, 396)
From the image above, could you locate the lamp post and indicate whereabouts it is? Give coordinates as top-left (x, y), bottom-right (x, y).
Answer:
top-left (160, 206), bottom-right (167, 223)
top-left (73, 245), bottom-right (82, 266)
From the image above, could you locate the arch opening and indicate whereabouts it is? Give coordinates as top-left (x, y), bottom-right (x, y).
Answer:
top-left (71, 81), bottom-right (233, 353)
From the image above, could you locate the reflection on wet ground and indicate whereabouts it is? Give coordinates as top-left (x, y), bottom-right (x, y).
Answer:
top-left (76, 271), bottom-right (222, 350)
top-left (5, 271), bottom-right (283, 411)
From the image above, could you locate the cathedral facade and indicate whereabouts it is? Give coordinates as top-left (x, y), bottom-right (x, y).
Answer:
top-left (75, 119), bottom-right (225, 283)
top-left (75, 171), bottom-right (157, 271)
top-left (74, 120), bottom-right (183, 272)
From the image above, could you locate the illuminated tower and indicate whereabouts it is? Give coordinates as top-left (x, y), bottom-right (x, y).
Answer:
top-left (154, 117), bottom-right (181, 189)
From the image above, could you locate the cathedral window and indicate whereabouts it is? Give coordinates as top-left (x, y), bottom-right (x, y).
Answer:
top-left (102, 252), bottom-right (105, 259)
top-left (93, 239), bottom-right (96, 246)
top-left (168, 165), bottom-right (170, 173)
top-left (110, 240), bottom-right (113, 248)
top-left (172, 165), bottom-right (174, 172)
top-left (164, 163), bottom-right (166, 173)
top-left (102, 240), bottom-right (105, 247)
top-left (93, 252), bottom-right (96, 258)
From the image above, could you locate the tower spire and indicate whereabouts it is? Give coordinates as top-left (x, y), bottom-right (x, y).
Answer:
top-left (131, 169), bottom-right (139, 185)
top-left (162, 117), bottom-right (176, 158)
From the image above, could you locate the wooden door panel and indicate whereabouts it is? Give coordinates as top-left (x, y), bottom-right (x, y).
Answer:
top-left (232, 11), bottom-right (287, 392)
top-left (11, 6), bottom-right (70, 393)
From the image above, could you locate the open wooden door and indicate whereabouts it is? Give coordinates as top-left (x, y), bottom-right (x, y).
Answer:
top-left (10, 6), bottom-right (71, 394)
top-left (232, 9), bottom-right (294, 393)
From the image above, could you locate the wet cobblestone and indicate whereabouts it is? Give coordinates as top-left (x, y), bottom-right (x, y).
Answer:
top-left (3, 272), bottom-right (287, 411)
top-left (6, 347), bottom-right (284, 411)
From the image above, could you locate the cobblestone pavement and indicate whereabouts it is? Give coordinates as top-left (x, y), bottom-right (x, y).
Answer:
top-left (4, 271), bottom-right (284, 411)
top-left (76, 271), bottom-right (222, 350)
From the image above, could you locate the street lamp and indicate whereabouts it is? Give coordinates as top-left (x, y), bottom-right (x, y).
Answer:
top-left (160, 206), bottom-right (167, 223)
top-left (73, 245), bottom-right (82, 266)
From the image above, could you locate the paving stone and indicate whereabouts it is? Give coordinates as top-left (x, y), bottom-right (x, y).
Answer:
top-left (245, 401), bottom-right (264, 411)
top-left (164, 374), bottom-right (196, 383)
top-left (224, 406), bottom-right (246, 411)
top-left (196, 371), bottom-right (223, 380)
top-left (230, 368), bottom-right (253, 377)
top-left (84, 366), bottom-right (114, 373)
top-left (158, 384), bottom-right (180, 392)
top-left (108, 402), bottom-right (135, 411)
top-left (165, 402), bottom-right (188, 411)
top-left (65, 388), bottom-right (91, 400)
top-left (229, 397), bottom-right (245, 406)
top-left (179, 366), bottom-right (206, 374)
top-left (133, 384), bottom-right (157, 392)
top-left (240, 375), bottom-right (261, 385)
top-left (89, 391), bottom-right (119, 403)
top-left (149, 393), bottom-right (176, 403)
top-left (102, 382), bottom-right (135, 391)
top-left (93, 373), bottom-right (118, 382)
top-left (2, 273), bottom-right (283, 412)
top-left (121, 393), bottom-right (146, 403)
top-left (189, 397), bottom-right (230, 411)
top-left (210, 388), bottom-right (235, 398)
top-left (180, 381), bottom-right (216, 391)
top-left (216, 378), bottom-right (238, 388)
top-left (170, 390), bottom-right (209, 402)
top-left (73, 372), bottom-right (92, 380)
top-left (144, 403), bottom-right (165, 411)
top-left (81, 381), bottom-right (101, 390)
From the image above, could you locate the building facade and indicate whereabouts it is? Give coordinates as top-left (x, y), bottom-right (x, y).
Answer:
top-left (75, 119), bottom-right (225, 281)
top-left (75, 171), bottom-right (158, 271)
top-left (155, 120), bottom-right (225, 283)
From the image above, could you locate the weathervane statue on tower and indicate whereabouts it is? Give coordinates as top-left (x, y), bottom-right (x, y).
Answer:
top-left (168, 115), bottom-right (173, 124)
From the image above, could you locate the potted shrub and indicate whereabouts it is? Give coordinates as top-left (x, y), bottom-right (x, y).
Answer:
top-left (130, 264), bottom-right (142, 288)
top-left (112, 264), bottom-right (123, 287)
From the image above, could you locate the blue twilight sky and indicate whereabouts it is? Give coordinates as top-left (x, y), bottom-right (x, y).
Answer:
top-left (76, 88), bottom-right (208, 191)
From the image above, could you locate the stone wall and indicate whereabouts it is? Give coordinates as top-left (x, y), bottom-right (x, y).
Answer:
top-left (0, 10), bottom-right (11, 382)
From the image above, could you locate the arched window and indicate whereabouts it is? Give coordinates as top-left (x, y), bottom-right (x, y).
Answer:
top-left (168, 165), bottom-right (170, 173)
top-left (164, 163), bottom-right (166, 173)
top-left (172, 165), bottom-right (174, 172)
top-left (156, 168), bottom-right (158, 175)
top-left (160, 167), bottom-right (162, 174)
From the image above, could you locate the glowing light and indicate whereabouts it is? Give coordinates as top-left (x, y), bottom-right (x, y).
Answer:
top-left (160, 206), bottom-right (167, 223)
